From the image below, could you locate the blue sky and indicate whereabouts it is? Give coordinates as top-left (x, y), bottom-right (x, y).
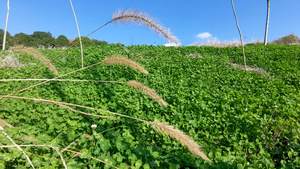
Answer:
top-left (0, 0), bottom-right (299, 46)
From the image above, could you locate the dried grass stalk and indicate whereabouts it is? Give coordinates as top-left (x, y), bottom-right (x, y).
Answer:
top-left (0, 126), bottom-right (35, 168)
top-left (64, 149), bottom-right (118, 168)
top-left (0, 144), bottom-right (67, 169)
top-left (103, 56), bottom-right (149, 74)
top-left (127, 80), bottom-right (167, 107)
top-left (11, 45), bottom-right (58, 74)
top-left (81, 134), bottom-right (93, 139)
top-left (149, 122), bottom-right (211, 161)
top-left (0, 118), bottom-right (13, 128)
top-left (69, 0), bottom-right (84, 68)
top-left (19, 136), bottom-right (38, 142)
top-left (112, 8), bottom-right (179, 44)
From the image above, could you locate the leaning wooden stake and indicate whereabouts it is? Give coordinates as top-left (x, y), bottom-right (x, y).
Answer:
top-left (69, 0), bottom-right (84, 68)
top-left (231, 0), bottom-right (247, 71)
top-left (0, 126), bottom-right (35, 168)
top-left (2, 0), bottom-right (10, 50)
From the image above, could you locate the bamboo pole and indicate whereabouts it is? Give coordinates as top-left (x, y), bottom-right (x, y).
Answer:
top-left (231, 0), bottom-right (247, 71)
top-left (2, 0), bottom-right (10, 50)
top-left (69, 0), bottom-right (84, 68)
top-left (264, 0), bottom-right (271, 45)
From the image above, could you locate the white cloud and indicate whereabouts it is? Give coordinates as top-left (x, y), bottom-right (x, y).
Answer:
top-left (196, 32), bottom-right (212, 39)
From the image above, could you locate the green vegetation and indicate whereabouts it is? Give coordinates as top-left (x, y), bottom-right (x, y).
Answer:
top-left (0, 44), bottom-right (299, 168)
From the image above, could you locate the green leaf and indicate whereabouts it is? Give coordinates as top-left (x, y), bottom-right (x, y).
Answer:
top-left (135, 160), bottom-right (143, 169)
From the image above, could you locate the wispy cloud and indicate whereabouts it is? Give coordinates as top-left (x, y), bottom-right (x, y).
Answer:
top-left (196, 32), bottom-right (212, 39)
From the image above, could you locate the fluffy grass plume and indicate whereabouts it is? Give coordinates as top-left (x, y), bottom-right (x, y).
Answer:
top-left (112, 8), bottom-right (179, 44)
top-left (11, 45), bottom-right (58, 75)
top-left (103, 55), bottom-right (149, 74)
top-left (127, 80), bottom-right (167, 107)
top-left (150, 121), bottom-right (211, 161)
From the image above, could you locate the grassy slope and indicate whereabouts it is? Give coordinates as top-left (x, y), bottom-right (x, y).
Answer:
top-left (0, 44), bottom-right (299, 168)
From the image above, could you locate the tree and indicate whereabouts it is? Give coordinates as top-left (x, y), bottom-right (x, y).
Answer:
top-left (14, 33), bottom-right (33, 46)
top-left (0, 29), bottom-right (13, 50)
top-left (71, 36), bottom-right (94, 47)
top-left (264, 0), bottom-right (271, 45)
top-left (92, 39), bottom-right (108, 46)
top-left (31, 31), bottom-right (56, 47)
top-left (56, 35), bottom-right (70, 47)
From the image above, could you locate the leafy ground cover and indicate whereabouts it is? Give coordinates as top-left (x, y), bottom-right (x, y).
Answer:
top-left (0, 44), bottom-right (299, 168)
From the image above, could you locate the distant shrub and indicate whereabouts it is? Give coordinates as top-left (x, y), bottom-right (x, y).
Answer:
top-left (272, 34), bottom-right (300, 45)
top-left (71, 36), bottom-right (95, 47)
top-left (56, 35), bottom-right (70, 47)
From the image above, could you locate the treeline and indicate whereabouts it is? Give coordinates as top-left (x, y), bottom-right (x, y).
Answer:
top-left (0, 29), bottom-right (108, 50)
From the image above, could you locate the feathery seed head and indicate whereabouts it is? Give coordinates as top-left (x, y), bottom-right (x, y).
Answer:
top-left (127, 80), bottom-right (167, 107)
top-left (112, 8), bottom-right (179, 44)
top-left (11, 45), bottom-right (58, 75)
top-left (150, 121), bottom-right (211, 161)
top-left (103, 56), bottom-right (149, 74)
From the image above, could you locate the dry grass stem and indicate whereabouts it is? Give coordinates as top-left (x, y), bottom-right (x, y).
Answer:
top-left (0, 145), bottom-right (67, 169)
top-left (81, 134), bottom-right (93, 139)
top-left (103, 56), bottom-right (149, 74)
top-left (1, 95), bottom-right (147, 123)
top-left (0, 79), bottom-right (125, 84)
top-left (69, 0), bottom-right (84, 68)
top-left (0, 95), bottom-right (119, 120)
top-left (127, 80), bottom-right (168, 107)
top-left (61, 140), bottom-right (77, 153)
top-left (59, 104), bottom-right (121, 120)
top-left (112, 8), bottom-right (179, 44)
top-left (11, 45), bottom-right (58, 74)
top-left (0, 118), bottom-right (13, 128)
top-left (4, 61), bottom-right (105, 96)
top-left (19, 136), bottom-right (38, 142)
top-left (64, 149), bottom-right (119, 168)
top-left (149, 122), bottom-right (211, 161)
top-left (0, 126), bottom-right (35, 168)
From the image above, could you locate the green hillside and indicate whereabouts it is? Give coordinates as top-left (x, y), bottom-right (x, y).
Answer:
top-left (0, 44), bottom-right (299, 168)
